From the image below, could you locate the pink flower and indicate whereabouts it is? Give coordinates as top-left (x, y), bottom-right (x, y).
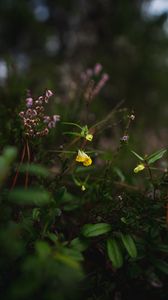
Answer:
top-left (26, 97), bottom-right (33, 108)
top-left (43, 116), bottom-right (51, 123)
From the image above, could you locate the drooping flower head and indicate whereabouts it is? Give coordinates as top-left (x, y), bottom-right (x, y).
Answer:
top-left (75, 150), bottom-right (92, 167)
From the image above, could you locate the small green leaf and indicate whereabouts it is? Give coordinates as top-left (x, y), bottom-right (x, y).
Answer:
top-left (9, 188), bottom-right (52, 206)
top-left (107, 238), bottom-right (123, 268)
top-left (120, 233), bottom-right (137, 258)
top-left (82, 223), bottom-right (112, 238)
top-left (32, 208), bottom-right (40, 221)
top-left (146, 149), bottom-right (167, 165)
top-left (62, 122), bottom-right (82, 129)
top-left (55, 186), bottom-right (67, 201)
top-left (63, 131), bottom-right (81, 137)
top-left (131, 150), bottom-right (144, 161)
top-left (113, 167), bottom-right (125, 182)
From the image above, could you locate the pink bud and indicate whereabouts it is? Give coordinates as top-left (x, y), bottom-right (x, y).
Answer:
top-left (53, 115), bottom-right (60, 122)
top-left (19, 111), bottom-right (24, 118)
top-left (94, 63), bottom-right (103, 75)
top-left (45, 89), bottom-right (53, 98)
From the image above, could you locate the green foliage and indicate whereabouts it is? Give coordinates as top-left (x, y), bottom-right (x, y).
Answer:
top-left (82, 223), bottom-right (112, 238)
top-left (9, 188), bottom-right (52, 206)
top-left (120, 233), bottom-right (137, 258)
top-left (147, 149), bottom-right (167, 165)
top-left (0, 147), bottom-right (17, 186)
top-left (107, 238), bottom-right (123, 268)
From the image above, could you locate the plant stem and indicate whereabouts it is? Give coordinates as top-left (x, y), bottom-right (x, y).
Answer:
top-left (11, 143), bottom-right (26, 190)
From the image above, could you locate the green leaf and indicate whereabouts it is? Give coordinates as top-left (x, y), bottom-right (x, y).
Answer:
top-left (131, 150), bottom-right (144, 161)
top-left (9, 188), bottom-right (52, 206)
top-left (3, 147), bottom-right (17, 164)
top-left (120, 233), bottom-right (137, 258)
top-left (19, 163), bottom-right (49, 178)
top-left (32, 208), bottom-right (40, 221)
top-left (55, 186), bottom-right (67, 201)
top-left (46, 232), bottom-right (58, 243)
top-left (82, 223), bottom-right (111, 238)
top-left (113, 167), bottom-right (125, 182)
top-left (152, 259), bottom-right (168, 275)
top-left (54, 252), bottom-right (81, 271)
top-left (63, 131), bottom-right (81, 137)
top-left (70, 237), bottom-right (89, 252)
top-left (146, 149), bottom-right (167, 165)
top-left (36, 241), bottom-right (51, 259)
top-left (0, 147), bottom-right (17, 185)
top-left (75, 166), bottom-right (94, 173)
top-left (156, 244), bottom-right (168, 253)
top-left (62, 122), bottom-right (82, 129)
top-left (62, 248), bottom-right (84, 261)
top-left (0, 157), bottom-right (9, 184)
top-left (107, 238), bottom-right (123, 268)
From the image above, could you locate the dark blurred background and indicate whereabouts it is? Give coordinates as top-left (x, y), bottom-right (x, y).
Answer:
top-left (1, 0), bottom-right (168, 151)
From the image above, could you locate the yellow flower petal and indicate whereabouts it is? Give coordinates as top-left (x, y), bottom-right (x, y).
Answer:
top-left (75, 150), bottom-right (92, 167)
top-left (86, 134), bottom-right (93, 141)
top-left (83, 157), bottom-right (92, 166)
top-left (75, 150), bottom-right (86, 162)
top-left (134, 164), bottom-right (145, 173)
top-left (76, 155), bottom-right (85, 162)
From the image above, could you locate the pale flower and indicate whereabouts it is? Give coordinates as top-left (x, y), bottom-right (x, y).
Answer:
top-left (86, 133), bottom-right (93, 141)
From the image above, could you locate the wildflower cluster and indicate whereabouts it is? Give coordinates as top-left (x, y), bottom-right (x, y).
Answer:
top-left (19, 90), bottom-right (60, 138)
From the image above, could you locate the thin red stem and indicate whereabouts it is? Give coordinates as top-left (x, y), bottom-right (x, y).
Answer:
top-left (25, 140), bottom-right (31, 188)
top-left (11, 143), bottom-right (26, 190)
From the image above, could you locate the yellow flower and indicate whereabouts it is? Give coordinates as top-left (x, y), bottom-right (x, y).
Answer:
top-left (134, 163), bottom-right (145, 173)
top-left (75, 150), bottom-right (92, 166)
top-left (86, 133), bottom-right (93, 141)
top-left (81, 185), bottom-right (86, 191)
